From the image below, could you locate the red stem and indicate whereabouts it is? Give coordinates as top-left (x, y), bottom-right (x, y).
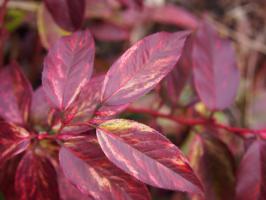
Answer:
top-left (126, 107), bottom-right (266, 137)
top-left (37, 133), bottom-right (57, 140)
top-left (37, 133), bottom-right (75, 141)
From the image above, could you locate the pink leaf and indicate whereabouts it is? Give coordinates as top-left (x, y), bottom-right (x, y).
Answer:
top-left (0, 62), bottom-right (33, 124)
top-left (236, 140), bottom-right (266, 200)
top-left (90, 22), bottom-right (130, 41)
top-left (62, 75), bottom-right (129, 133)
top-left (148, 4), bottom-right (199, 29)
top-left (101, 31), bottom-right (190, 106)
top-left (44, 0), bottom-right (85, 31)
top-left (65, 75), bottom-right (104, 123)
top-left (96, 119), bottom-right (203, 194)
top-left (42, 30), bottom-right (95, 110)
top-left (192, 21), bottom-right (240, 110)
top-left (30, 87), bottom-right (52, 129)
top-left (15, 150), bottom-right (60, 200)
top-left (61, 75), bottom-right (104, 133)
top-left (59, 134), bottom-right (151, 200)
top-left (0, 122), bottom-right (30, 166)
top-left (58, 170), bottom-right (92, 200)
top-left (93, 104), bottom-right (129, 124)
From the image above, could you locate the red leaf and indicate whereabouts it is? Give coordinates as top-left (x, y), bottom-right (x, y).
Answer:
top-left (61, 75), bottom-right (104, 133)
top-left (30, 87), bottom-right (52, 129)
top-left (236, 140), bottom-right (266, 200)
top-left (15, 150), bottom-right (60, 200)
top-left (0, 122), bottom-right (30, 166)
top-left (0, 156), bottom-right (21, 199)
top-left (101, 31), bottom-right (190, 106)
top-left (65, 75), bottom-right (104, 123)
top-left (163, 36), bottom-right (193, 105)
top-left (62, 75), bottom-right (128, 133)
top-left (118, 0), bottom-right (143, 9)
top-left (44, 0), bottom-right (85, 31)
top-left (93, 104), bottom-right (129, 124)
top-left (96, 119), bottom-right (203, 194)
top-left (59, 134), bottom-right (151, 200)
top-left (42, 30), bottom-right (95, 110)
top-left (189, 135), bottom-right (236, 200)
top-left (192, 21), bottom-right (240, 110)
top-left (0, 62), bottom-right (33, 124)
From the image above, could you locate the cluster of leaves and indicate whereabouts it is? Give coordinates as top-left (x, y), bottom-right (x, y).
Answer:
top-left (1, 0), bottom-right (266, 200)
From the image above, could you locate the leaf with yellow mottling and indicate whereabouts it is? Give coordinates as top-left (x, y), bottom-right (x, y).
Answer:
top-left (97, 119), bottom-right (203, 195)
top-left (59, 134), bottom-right (151, 200)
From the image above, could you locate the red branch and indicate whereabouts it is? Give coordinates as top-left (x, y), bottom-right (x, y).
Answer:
top-left (37, 133), bottom-right (57, 140)
top-left (126, 107), bottom-right (266, 137)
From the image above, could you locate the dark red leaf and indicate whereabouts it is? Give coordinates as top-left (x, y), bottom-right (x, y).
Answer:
top-left (236, 140), bottom-right (266, 200)
top-left (44, 0), bottom-right (85, 31)
top-left (37, 3), bottom-right (71, 49)
top-left (0, 28), bottom-right (8, 67)
top-left (15, 150), bottom-right (60, 200)
top-left (59, 134), bottom-right (151, 200)
top-left (96, 119), bottom-right (203, 194)
top-left (0, 122), bottom-right (30, 166)
top-left (163, 36), bottom-right (193, 105)
top-left (42, 30), bottom-right (95, 110)
top-left (101, 31), bottom-right (190, 106)
top-left (0, 155), bottom-right (21, 200)
top-left (0, 62), bottom-right (33, 124)
top-left (192, 21), bottom-right (240, 110)
top-left (118, 0), bottom-right (143, 9)
top-left (189, 135), bottom-right (236, 200)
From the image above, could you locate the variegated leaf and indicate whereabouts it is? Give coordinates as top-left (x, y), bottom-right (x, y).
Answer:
top-left (15, 150), bottom-right (60, 200)
top-left (0, 62), bottom-right (33, 124)
top-left (96, 119), bottom-right (203, 194)
top-left (236, 140), bottom-right (266, 200)
top-left (192, 20), bottom-right (240, 110)
top-left (59, 134), bottom-right (151, 200)
top-left (42, 30), bottom-right (95, 110)
top-left (0, 122), bottom-right (30, 166)
top-left (101, 31), bottom-right (190, 106)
